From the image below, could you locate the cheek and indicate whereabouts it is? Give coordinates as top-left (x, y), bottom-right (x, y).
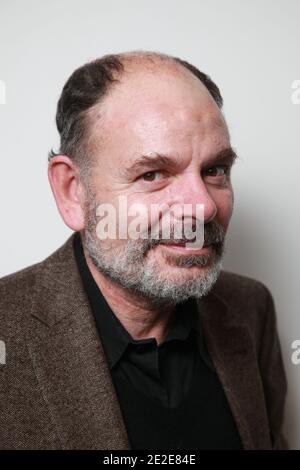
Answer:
top-left (126, 194), bottom-right (161, 229)
top-left (213, 189), bottom-right (234, 226)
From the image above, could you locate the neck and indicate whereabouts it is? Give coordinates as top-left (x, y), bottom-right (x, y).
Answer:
top-left (83, 247), bottom-right (175, 345)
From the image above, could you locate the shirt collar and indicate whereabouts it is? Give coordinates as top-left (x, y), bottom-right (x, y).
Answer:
top-left (73, 231), bottom-right (212, 371)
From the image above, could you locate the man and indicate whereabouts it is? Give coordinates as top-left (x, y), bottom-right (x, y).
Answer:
top-left (0, 51), bottom-right (287, 449)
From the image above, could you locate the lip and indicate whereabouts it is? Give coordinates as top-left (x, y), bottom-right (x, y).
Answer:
top-left (160, 243), bottom-right (211, 255)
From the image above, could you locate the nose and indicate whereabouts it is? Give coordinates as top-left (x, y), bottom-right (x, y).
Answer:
top-left (171, 174), bottom-right (218, 224)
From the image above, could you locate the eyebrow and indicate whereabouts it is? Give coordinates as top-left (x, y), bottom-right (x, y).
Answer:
top-left (123, 153), bottom-right (180, 178)
top-left (204, 147), bottom-right (239, 167)
top-left (123, 147), bottom-right (238, 179)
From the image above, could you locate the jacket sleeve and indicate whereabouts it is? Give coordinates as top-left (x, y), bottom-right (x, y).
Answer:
top-left (258, 285), bottom-right (288, 450)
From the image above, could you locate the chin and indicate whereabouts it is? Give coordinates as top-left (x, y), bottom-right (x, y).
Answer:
top-left (162, 262), bottom-right (212, 280)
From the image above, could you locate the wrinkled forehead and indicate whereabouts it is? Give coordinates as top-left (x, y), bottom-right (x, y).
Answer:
top-left (89, 68), bottom-right (229, 159)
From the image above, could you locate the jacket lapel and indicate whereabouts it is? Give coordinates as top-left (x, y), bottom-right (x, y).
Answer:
top-left (197, 292), bottom-right (272, 449)
top-left (26, 233), bottom-right (130, 450)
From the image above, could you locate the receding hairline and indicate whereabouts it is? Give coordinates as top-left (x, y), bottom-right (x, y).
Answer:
top-left (98, 50), bottom-right (214, 93)
top-left (49, 50), bottom-right (224, 176)
top-left (84, 52), bottom-right (222, 159)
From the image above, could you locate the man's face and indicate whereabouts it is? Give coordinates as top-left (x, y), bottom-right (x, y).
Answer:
top-left (82, 66), bottom-right (235, 303)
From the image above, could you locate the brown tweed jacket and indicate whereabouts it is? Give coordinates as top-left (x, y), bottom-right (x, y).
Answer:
top-left (0, 232), bottom-right (287, 450)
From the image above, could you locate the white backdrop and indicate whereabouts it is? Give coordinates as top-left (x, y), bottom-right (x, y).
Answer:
top-left (0, 0), bottom-right (299, 448)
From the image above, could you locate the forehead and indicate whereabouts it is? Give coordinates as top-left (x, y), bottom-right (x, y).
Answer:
top-left (90, 67), bottom-right (229, 160)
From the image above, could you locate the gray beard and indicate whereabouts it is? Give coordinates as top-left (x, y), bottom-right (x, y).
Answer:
top-left (82, 225), bottom-right (224, 306)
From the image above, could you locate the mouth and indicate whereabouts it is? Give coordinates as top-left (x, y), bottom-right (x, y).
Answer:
top-left (159, 242), bottom-right (211, 255)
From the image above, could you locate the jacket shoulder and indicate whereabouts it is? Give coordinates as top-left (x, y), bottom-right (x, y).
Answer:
top-left (211, 269), bottom-right (278, 350)
top-left (0, 261), bottom-right (41, 306)
top-left (0, 260), bottom-right (41, 287)
top-left (0, 233), bottom-right (76, 329)
top-left (214, 269), bottom-right (272, 303)
top-left (0, 261), bottom-right (42, 345)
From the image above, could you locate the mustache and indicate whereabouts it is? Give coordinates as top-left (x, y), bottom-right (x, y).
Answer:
top-left (148, 220), bottom-right (226, 247)
top-left (124, 221), bottom-right (227, 260)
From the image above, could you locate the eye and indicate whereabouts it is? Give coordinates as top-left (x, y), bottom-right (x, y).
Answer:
top-left (203, 165), bottom-right (230, 178)
top-left (140, 171), bottom-right (164, 182)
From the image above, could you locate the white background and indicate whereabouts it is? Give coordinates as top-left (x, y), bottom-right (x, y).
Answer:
top-left (0, 0), bottom-right (299, 448)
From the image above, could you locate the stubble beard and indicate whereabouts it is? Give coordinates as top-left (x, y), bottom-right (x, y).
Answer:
top-left (82, 195), bottom-right (226, 305)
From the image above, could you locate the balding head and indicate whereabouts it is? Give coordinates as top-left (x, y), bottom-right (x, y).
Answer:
top-left (49, 50), bottom-right (223, 178)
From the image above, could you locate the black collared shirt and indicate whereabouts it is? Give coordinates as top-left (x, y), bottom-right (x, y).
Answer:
top-left (73, 231), bottom-right (215, 408)
top-left (73, 232), bottom-right (244, 449)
